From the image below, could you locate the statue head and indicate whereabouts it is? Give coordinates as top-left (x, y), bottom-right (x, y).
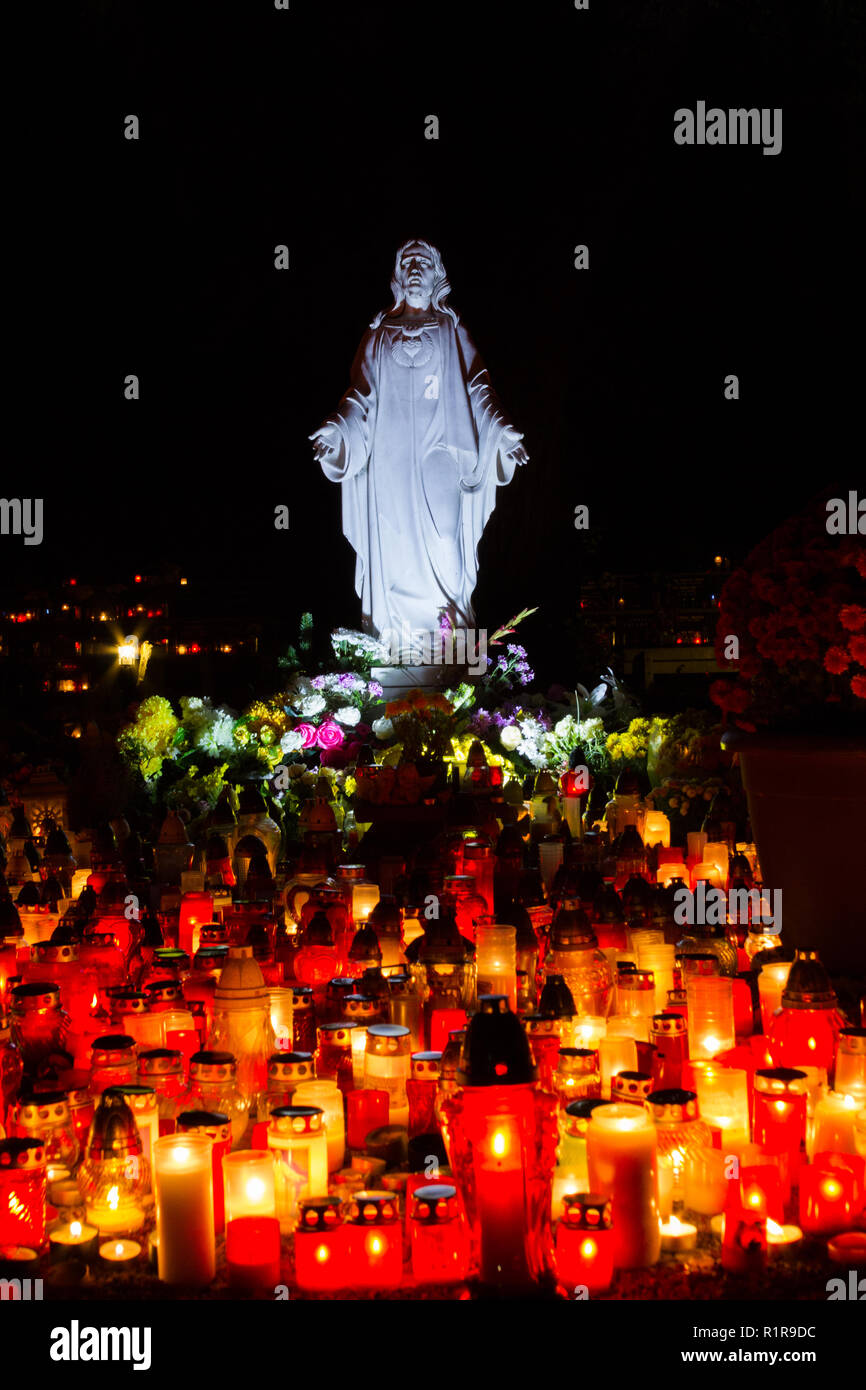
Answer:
top-left (370, 239), bottom-right (458, 328)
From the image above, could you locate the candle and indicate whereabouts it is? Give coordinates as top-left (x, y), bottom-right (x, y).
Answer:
top-left (657, 1154), bottom-right (674, 1219)
top-left (345, 1190), bottom-right (403, 1289)
top-left (292, 1078), bottom-right (346, 1172)
top-left (48, 1219), bottom-right (99, 1264)
top-left (554, 1191), bottom-right (615, 1292)
top-left (268, 1106), bottom-right (329, 1233)
top-left (586, 1104), bottom-right (660, 1268)
top-left (361, 1025), bottom-right (411, 1131)
top-left (810, 1090), bottom-right (860, 1158)
top-left (756, 961), bottom-right (791, 1034)
top-left (690, 1065), bottom-right (750, 1147)
top-left (765, 1218), bottom-right (802, 1252)
top-left (176, 1110), bottom-right (231, 1235)
top-left (642, 811), bottom-right (670, 849)
top-left (598, 1036), bottom-right (638, 1099)
top-left (799, 1160), bottom-right (857, 1235)
top-left (225, 1215), bottom-right (281, 1291)
top-left (293, 1195), bottom-right (351, 1291)
top-left (637, 944), bottom-right (676, 1015)
top-left (0, 1139), bottom-right (46, 1248)
top-left (686, 976), bottom-right (735, 1060)
top-left (152, 1132), bottom-right (215, 1285)
top-left (222, 1150), bottom-right (277, 1221)
top-left (683, 1145), bottom-right (729, 1216)
top-left (99, 1238), bottom-right (141, 1266)
top-left (107, 1085), bottom-right (160, 1162)
top-left (827, 1231), bottom-right (866, 1267)
top-left (409, 1183), bottom-right (469, 1285)
top-left (475, 924), bottom-right (517, 1012)
top-left (834, 1028), bottom-right (866, 1103)
top-left (650, 1013), bottom-right (688, 1090)
top-left (346, 1088), bottom-right (389, 1150)
top-left (659, 1214), bottom-right (697, 1252)
top-left (571, 1016), bottom-right (607, 1050)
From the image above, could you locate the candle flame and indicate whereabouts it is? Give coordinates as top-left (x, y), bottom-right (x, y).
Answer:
top-left (246, 1178), bottom-right (266, 1204)
top-left (368, 1236), bottom-right (383, 1255)
top-left (174, 1146), bottom-right (190, 1164)
top-left (822, 1178), bottom-right (841, 1199)
top-left (70, 1221), bottom-right (82, 1237)
top-left (114, 1243), bottom-right (124, 1256)
top-left (492, 1130), bottom-right (507, 1157)
top-left (91, 992), bottom-right (98, 1010)
top-left (315, 1244), bottom-right (330, 1263)
top-left (107, 1186), bottom-right (119, 1211)
top-left (580, 1238), bottom-right (597, 1258)
top-left (667, 1215), bottom-right (686, 1233)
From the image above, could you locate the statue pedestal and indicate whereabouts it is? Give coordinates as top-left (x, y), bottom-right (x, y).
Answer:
top-left (371, 663), bottom-right (467, 705)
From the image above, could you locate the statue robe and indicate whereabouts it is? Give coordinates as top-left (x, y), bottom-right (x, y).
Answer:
top-left (320, 310), bottom-right (518, 647)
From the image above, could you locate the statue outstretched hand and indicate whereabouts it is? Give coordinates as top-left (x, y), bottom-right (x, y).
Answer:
top-left (502, 427), bottom-right (529, 468)
top-left (310, 423), bottom-right (343, 466)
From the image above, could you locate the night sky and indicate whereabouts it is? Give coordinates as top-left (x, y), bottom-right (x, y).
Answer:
top-left (14, 1), bottom-right (861, 669)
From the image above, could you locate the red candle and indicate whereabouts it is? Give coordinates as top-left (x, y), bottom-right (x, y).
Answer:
top-left (753, 1068), bottom-right (807, 1200)
top-left (721, 1170), bottom-right (767, 1274)
top-left (344, 1191), bottom-right (403, 1289)
top-left (800, 1159), bottom-right (858, 1235)
top-left (0, 1139), bottom-right (46, 1248)
top-left (225, 1216), bottom-right (281, 1290)
top-left (293, 1195), bottom-right (351, 1292)
top-left (346, 1089), bottom-right (389, 1150)
top-left (650, 1013), bottom-right (688, 1089)
top-left (554, 1192), bottom-right (614, 1293)
top-left (409, 1183), bottom-right (469, 1285)
top-left (738, 1163), bottom-right (784, 1225)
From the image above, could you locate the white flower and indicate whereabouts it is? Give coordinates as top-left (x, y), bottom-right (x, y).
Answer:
top-left (500, 725), bottom-right (522, 751)
top-left (554, 715), bottom-right (577, 740)
top-left (335, 706), bottom-right (361, 727)
top-left (372, 717), bottom-right (394, 740)
top-left (280, 729), bottom-right (304, 753)
top-left (300, 693), bottom-right (327, 717)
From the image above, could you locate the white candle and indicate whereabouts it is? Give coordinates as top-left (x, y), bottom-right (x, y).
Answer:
top-left (587, 1103), bottom-right (660, 1268)
top-left (153, 1133), bottom-right (215, 1286)
top-left (292, 1080), bottom-right (347, 1172)
top-left (659, 1214), bottom-right (697, 1252)
top-left (683, 1145), bottom-right (729, 1215)
top-left (757, 961), bottom-right (791, 1033)
top-left (99, 1238), bottom-right (141, 1265)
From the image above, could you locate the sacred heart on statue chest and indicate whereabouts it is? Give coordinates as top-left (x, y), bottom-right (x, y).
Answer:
top-left (390, 328), bottom-right (435, 368)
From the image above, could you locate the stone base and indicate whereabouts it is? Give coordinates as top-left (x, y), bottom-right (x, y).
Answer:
top-left (371, 663), bottom-right (468, 704)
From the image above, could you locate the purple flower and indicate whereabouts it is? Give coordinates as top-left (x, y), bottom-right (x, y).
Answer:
top-left (311, 676), bottom-right (326, 690)
top-left (368, 681), bottom-right (384, 699)
top-left (337, 672), bottom-right (357, 691)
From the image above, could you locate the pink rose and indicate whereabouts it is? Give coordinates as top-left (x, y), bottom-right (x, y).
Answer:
top-left (316, 720), bottom-right (345, 750)
top-left (294, 723), bottom-right (319, 749)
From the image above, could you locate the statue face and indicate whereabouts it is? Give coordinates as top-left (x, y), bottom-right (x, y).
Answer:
top-left (398, 244), bottom-right (436, 308)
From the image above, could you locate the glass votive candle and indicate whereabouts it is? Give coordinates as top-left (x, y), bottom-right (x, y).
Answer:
top-left (689, 1064), bottom-right (750, 1148)
top-left (646, 1088), bottom-right (713, 1202)
top-left (362, 1023), bottom-right (411, 1130)
top-left (268, 985), bottom-right (294, 1052)
top-left (637, 944), bottom-right (676, 1015)
top-left (222, 1149), bottom-right (277, 1222)
top-left (611, 1070), bottom-right (654, 1107)
top-left (598, 1036), bottom-right (638, 1099)
top-left (834, 1028), bottom-right (866, 1104)
top-left (152, 1132), bottom-right (215, 1286)
top-left (686, 975), bottom-right (735, 1060)
top-left (347, 1087), bottom-right (389, 1150)
top-left (293, 1194), bottom-right (350, 1291)
top-left (554, 1191), bottom-right (614, 1292)
top-left (0, 1138), bottom-right (46, 1247)
top-left (757, 960), bottom-right (791, 1034)
top-left (683, 1145), bottom-right (729, 1216)
top-left (809, 1090), bottom-right (861, 1158)
top-left (268, 1106), bottom-right (328, 1233)
top-left (292, 1078), bottom-right (346, 1172)
top-left (409, 1183), bottom-right (469, 1285)
top-left (344, 1189), bottom-right (402, 1289)
top-left (616, 969), bottom-right (656, 1025)
top-left (571, 1015), bottom-right (607, 1050)
top-left (606, 1014), bottom-right (649, 1044)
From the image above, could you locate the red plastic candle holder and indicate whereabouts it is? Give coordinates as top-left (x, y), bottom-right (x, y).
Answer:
top-left (293, 1195), bottom-right (350, 1292)
top-left (799, 1158), bottom-right (858, 1236)
top-left (346, 1088), bottom-right (389, 1150)
top-left (226, 1216), bottom-right (281, 1291)
top-left (0, 1139), bottom-right (46, 1248)
top-left (554, 1192), bottom-right (614, 1293)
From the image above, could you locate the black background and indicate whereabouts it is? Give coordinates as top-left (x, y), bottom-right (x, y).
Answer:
top-left (14, 0), bottom-right (863, 679)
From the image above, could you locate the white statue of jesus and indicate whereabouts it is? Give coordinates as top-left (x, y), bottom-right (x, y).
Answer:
top-left (310, 240), bottom-right (528, 656)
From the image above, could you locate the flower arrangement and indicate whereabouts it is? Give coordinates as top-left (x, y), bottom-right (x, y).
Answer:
top-left (709, 500), bottom-right (866, 734)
